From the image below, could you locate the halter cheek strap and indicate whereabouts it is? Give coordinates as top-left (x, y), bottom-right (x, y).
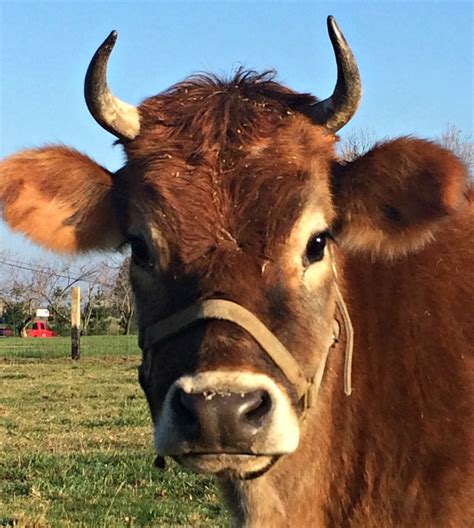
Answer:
top-left (140, 288), bottom-right (353, 412)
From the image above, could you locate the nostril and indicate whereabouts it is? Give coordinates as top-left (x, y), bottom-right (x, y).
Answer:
top-left (172, 389), bottom-right (200, 435)
top-left (242, 389), bottom-right (272, 427)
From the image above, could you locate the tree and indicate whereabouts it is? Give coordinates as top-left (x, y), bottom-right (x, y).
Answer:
top-left (2, 296), bottom-right (34, 337)
top-left (107, 257), bottom-right (136, 335)
top-left (338, 126), bottom-right (473, 180)
top-left (0, 254), bottom-right (106, 336)
top-left (1, 267), bottom-right (47, 336)
top-left (81, 263), bottom-right (116, 335)
top-left (438, 125), bottom-right (473, 178)
top-left (337, 129), bottom-right (377, 162)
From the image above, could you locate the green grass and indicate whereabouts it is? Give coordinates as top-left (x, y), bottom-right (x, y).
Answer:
top-left (0, 335), bottom-right (140, 359)
top-left (0, 348), bottom-right (229, 527)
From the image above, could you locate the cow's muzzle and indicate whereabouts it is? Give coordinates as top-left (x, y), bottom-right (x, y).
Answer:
top-left (154, 371), bottom-right (300, 474)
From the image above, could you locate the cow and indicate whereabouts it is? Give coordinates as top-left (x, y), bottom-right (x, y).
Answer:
top-left (0, 16), bottom-right (472, 527)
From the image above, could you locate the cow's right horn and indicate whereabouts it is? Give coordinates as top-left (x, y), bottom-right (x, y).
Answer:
top-left (84, 31), bottom-right (140, 140)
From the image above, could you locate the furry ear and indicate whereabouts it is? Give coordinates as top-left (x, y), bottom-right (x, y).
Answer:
top-left (0, 146), bottom-right (124, 253)
top-left (332, 138), bottom-right (469, 258)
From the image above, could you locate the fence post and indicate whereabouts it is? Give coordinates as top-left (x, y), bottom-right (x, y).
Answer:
top-left (71, 287), bottom-right (81, 360)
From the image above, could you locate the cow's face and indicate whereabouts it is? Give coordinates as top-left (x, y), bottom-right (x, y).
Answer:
top-left (122, 96), bottom-right (339, 475)
top-left (0, 18), bottom-right (468, 480)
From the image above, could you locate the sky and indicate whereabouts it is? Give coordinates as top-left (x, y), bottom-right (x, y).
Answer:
top-left (0, 0), bottom-right (473, 262)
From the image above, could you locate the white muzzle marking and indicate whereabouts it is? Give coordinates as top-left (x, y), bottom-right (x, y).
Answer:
top-left (154, 370), bottom-right (300, 456)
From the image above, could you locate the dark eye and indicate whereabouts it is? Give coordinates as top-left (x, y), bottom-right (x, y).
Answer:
top-left (303, 231), bottom-right (330, 267)
top-left (129, 235), bottom-right (154, 268)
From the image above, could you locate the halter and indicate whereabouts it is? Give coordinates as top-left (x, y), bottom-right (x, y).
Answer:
top-left (139, 277), bottom-right (353, 414)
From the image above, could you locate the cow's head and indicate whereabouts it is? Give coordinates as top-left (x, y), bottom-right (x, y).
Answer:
top-left (0, 17), bottom-right (467, 479)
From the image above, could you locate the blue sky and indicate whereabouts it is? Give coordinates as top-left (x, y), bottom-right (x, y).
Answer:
top-left (0, 1), bottom-right (472, 260)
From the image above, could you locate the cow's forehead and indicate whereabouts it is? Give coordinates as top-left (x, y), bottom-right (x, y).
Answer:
top-left (122, 74), bottom-right (337, 263)
top-left (126, 125), bottom-right (335, 263)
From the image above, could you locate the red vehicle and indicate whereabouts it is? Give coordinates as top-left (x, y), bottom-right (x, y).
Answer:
top-left (26, 321), bottom-right (56, 338)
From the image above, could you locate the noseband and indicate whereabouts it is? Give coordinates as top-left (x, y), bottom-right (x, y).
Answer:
top-left (139, 281), bottom-right (353, 414)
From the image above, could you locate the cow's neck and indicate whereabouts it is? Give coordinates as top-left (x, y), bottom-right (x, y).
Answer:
top-left (219, 343), bottom-right (347, 527)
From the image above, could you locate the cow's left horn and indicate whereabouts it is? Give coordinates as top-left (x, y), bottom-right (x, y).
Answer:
top-left (308, 16), bottom-right (362, 133)
top-left (84, 31), bottom-right (140, 140)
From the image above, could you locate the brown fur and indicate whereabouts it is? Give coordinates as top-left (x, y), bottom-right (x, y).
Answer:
top-left (1, 71), bottom-right (472, 527)
top-left (333, 138), bottom-right (470, 257)
top-left (219, 196), bottom-right (474, 527)
top-left (0, 146), bottom-right (123, 252)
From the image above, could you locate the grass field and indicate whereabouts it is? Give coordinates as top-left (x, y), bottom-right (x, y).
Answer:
top-left (0, 336), bottom-right (228, 527)
top-left (0, 335), bottom-right (141, 360)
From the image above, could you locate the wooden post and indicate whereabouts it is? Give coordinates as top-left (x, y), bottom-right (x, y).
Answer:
top-left (71, 287), bottom-right (81, 360)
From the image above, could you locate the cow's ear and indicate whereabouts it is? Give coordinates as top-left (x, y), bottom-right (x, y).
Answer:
top-left (332, 138), bottom-right (469, 258)
top-left (0, 146), bottom-right (125, 253)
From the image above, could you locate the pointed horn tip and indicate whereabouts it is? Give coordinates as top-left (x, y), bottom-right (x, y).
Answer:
top-left (100, 30), bottom-right (118, 51)
top-left (327, 15), bottom-right (337, 30)
top-left (326, 16), bottom-right (345, 44)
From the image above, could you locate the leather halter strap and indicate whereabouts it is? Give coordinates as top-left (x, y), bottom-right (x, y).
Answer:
top-left (140, 288), bottom-right (353, 411)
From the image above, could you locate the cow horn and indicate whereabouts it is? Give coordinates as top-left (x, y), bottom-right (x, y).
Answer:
top-left (308, 16), bottom-right (362, 133)
top-left (84, 31), bottom-right (140, 140)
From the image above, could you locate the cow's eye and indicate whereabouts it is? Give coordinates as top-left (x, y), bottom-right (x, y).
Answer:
top-left (303, 231), bottom-right (330, 267)
top-left (129, 236), bottom-right (154, 268)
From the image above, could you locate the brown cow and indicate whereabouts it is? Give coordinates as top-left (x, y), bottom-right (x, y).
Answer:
top-left (1, 17), bottom-right (473, 527)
